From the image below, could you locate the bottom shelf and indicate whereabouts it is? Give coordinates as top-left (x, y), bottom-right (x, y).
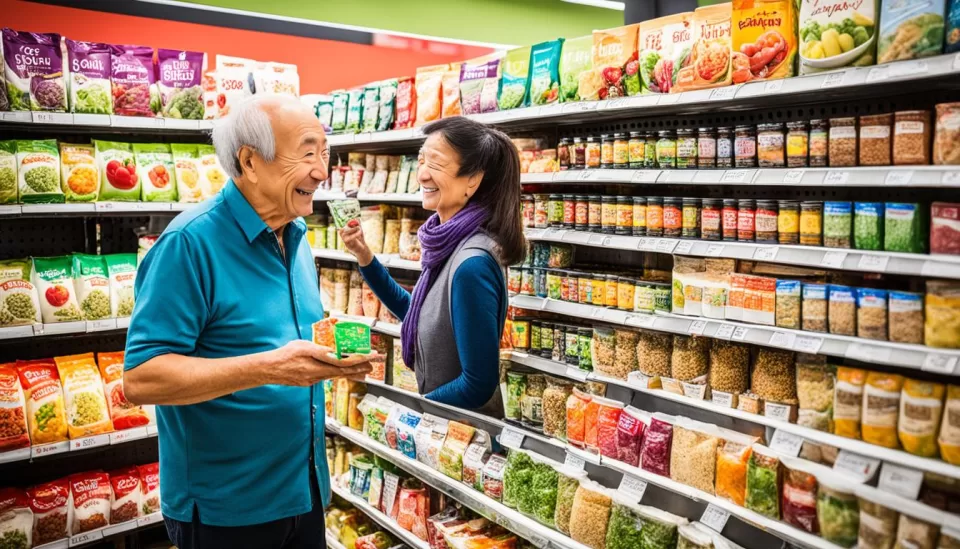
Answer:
top-left (330, 484), bottom-right (430, 549)
top-left (35, 512), bottom-right (164, 549)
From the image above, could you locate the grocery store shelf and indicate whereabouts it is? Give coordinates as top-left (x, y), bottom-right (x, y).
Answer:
top-left (330, 484), bottom-right (431, 549)
top-left (0, 425), bottom-right (158, 465)
top-left (0, 202), bottom-right (198, 217)
top-left (525, 228), bottom-right (960, 279)
top-left (373, 322), bottom-right (401, 338)
top-left (30, 512), bottom-right (164, 549)
top-left (313, 190), bottom-right (424, 204)
top-left (509, 351), bottom-right (960, 482)
top-left (0, 319), bottom-right (129, 341)
top-left (325, 532), bottom-right (347, 549)
top-left (0, 110), bottom-right (213, 132)
top-left (311, 249), bottom-right (422, 271)
top-left (510, 295), bottom-right (960, 376)
top-left (327, 419), bottom-right (583, 549)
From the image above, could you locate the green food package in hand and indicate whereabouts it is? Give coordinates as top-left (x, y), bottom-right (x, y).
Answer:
top-left (558, 35), bottom-right (594, 102)
top-left (328, 199), bottom-right (362, 229)
top-left (528, 39), bottom-right (564, 106)
top-left (498, 46), bottom-right (531, 110)
top-left (334, 321), bottom-right (371, 358)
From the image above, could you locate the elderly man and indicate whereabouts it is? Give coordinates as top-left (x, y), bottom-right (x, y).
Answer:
top-left (123, 95), bottom-right (370, 549)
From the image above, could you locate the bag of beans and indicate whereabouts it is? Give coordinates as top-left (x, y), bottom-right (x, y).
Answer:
top-left (569, 479), bottom-right (612, 549)
top-left (0, 488), bottom-right (33, 548)
top-left (69, 471), bottom-right (110, 534)
top-left (16, 359), bottom-right (69, 445)
top-left (138, 463), bottom-right (160, 515)
top-left (640, 413), bottom-right (675, 477)
top-left (108, 467), bottom-right (141, 524)
top-left (27, 479), bottom-right (70, 545)
top-left (862, 372), bottom-right (904, 449)
top-left (669, 418), bottom-right (721, 494)
top-left (0, 363), bottom-right (30, 452)
top-left (55, 353), bottom-right (113, 438)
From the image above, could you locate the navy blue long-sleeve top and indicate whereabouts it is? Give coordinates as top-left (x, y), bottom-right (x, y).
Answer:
top-left (359, 254), bottom-right (505, 409)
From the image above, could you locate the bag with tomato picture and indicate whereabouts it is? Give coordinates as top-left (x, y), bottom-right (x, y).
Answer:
top-left (95, 140), bottom-right (140, 202)
top-left (32, 256), bottom-right (83, 323)
top-left (133, 143), bottom-right (178, 202)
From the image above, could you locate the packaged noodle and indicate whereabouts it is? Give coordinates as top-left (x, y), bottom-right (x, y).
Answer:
top-left (16, 359), bottom-right (68, 444)
top-left (731, 0), bottom-right (798, 83)
top-left (862, 371), bottom-right (904, 449)
top-left (939, 385), bottom-right (960, 464)
top-left (56, 353), bottom-right (113, 437)
top-left (170, 144), bottom-right (202, 203)
top-left (558, 35), bottom-right (595, 102)
top-left (898, 378), bottom-right (945, 457)
top-left (592, 24), bottom-right (641, 99)
top-left (715, 431), bottom-right (756, 506)
top-left (0, 364), bottom-right (30, 452)
top-left (414, 65), bottom-right (445, 126)
top-left (98, 351), bottom-right (149, 430)
top-left (833, 367), bottom-right (866, 439)
top-left (59, 143), bottom-right (99, 202)
top-left (498, 46), bottom-right (531, 110)
top-left (0, 258), bottom-right (42, 326)
top-left (672, 3), bottom-right (733, 93)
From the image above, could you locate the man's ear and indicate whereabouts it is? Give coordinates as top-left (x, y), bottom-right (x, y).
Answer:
top-left (238, 146), bottom-right (258, 184)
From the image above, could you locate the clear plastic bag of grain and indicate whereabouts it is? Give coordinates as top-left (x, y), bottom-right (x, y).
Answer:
top-left (796, 354), bottom-right (834, 432)
top-left (751, 348), bottom-right (797, 404)
top-left (828, 285), bottom-right (856, 337)
top-left (669, 418), bottom-right (721, 495)
top-left (636, 330), bottom-right (672, 378)
top-left (591, 326), bottom-right (617, 378)
top-left (671, 334), bottom-right (709, 382)
top-left (708, 340), bottom-right (750, 395)
top-left (856, 288), bottom-right (888, 341)
top-left (888, 290), bottom-right (923, 345)
top-left (856, 487), bottom-right (899, 549)
top-left (613, 328), bottom-right (640, 379)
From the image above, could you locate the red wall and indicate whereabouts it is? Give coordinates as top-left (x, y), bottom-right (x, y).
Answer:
top-left (2, 0), bottom-right (493, 92)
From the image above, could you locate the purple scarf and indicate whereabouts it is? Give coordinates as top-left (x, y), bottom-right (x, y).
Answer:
top-left (401, 203), bottom-right (489, 366)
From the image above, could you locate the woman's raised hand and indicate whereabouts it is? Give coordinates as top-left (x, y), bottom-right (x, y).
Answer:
top-left (339, 219), bottom-right (375, 267)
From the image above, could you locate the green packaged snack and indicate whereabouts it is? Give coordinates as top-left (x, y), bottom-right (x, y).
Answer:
top-left (72, 254), bottom-right (111, 320)
top-left (346, 88), bottom-right (364, 133)
top-left (498, 45), bottom-right (531, 111)
top-left (133, 143), bottom-right (178, 202)
top-left (884, 202), bottom-right (926, 253)
top-left (59, 143), bottom-right (99, 203)
top-left (527, 459), bottom-right (559, 527)
top-left (32, 256), bottom-right (83, 323)
top-left (16, 140), bottom-right (63, 204)
top-left (360, 82), bottom-right (379, 133)
top-left (327, 199), bottom-right (361, 229)
top-left (854, 202), bottom-right (884, 250)
top-left (315, 94), bottom-right (334, 133)
top-left (528, 39), bottom-right (563, 106)
top-left (95, 140), bottom-right (140, 202)
top-left (559, 35), bottom-right (594, 102)
top-left (334, 321), bottom-right (371, 358)
top-left (504, 371), bottom-right (526, 420)
top-left (376, 79), bottom-right (398, 132)
top-left (637, 505), bottom-right (686, 549)
top-left (0, 141), bottom-right (17, 204)
top-left (0, 258), bottom-right (41, 326)
top-left (105, 254), bottom-right (137, 317)
top-left (331, 90), bottom-right (348, 132)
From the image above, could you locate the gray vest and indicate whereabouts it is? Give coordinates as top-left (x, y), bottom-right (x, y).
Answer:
top-left (414, 232), bottom-right (505, 416)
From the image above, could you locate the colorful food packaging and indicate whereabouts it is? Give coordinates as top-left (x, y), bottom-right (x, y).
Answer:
top-left (360, 82), bottom-right (380, 133)
top-left (138, 462), bottom-right (161, 515)
top-left (558, 35), bottom-right (594, 102)
top-left (0, 488), bottom-right (32, 547)
top-left (197, 144), bottom-right (227, 199)
top-left (170, 144), bottom-right (202, 203)
top-left (58, 143), bottom-right (99, 203)
top-left (202, 70), bottom-right (217, 120)
top-left (312, 317), bottom-right (338, 348)
top-left (108, 466), bottom-right (141, 524)
top-left (745, 444), bottom-right (781, 518)
top-left (0, 364), bottom-right (30, 452)
top-left (441, 64), bottom-right (462, 119)
top-left (731, 0), bottom-right (798, 83)
top-left (394, 77), bottom-right (416, 129)
top-left (833, 367), bottom-right (866, 439)
top-left (157, 49), bottom-right (206, 120)
top-left (110, 44), bottom-right (159, 117)
top-left (133, 143), bottom-right (178, 202)
top-left (55, 353), bottom-right (113, 437)
top-left (95, 140), bottom-right (140, 202)
top-left (16, 139), bottom-right (62, 204)
top-left (72, 254), bottom-right (110, 321)
top-left (66, 39), bottom-right (113, 114)
top-left (861, 371), bottom-right (904, 448)
top-left (799, 0), bottom-right (878, 74)
top-left (672, 3), bottom-right (733, 92)
top-left (645, 13), bottom-right (695, 94)
top-left (328, 198), bottom-right (362, 229)
top-left (498, 46), bottom-right (531, 110)
top-left (459, 54), bottom-right (502, 115)
top-left (346, 88), bottom-right (364, 133)
top-left (940, 385), bottom-right (960, 464)
top-left (0, 258), bottom-right (42, 326)
top-left (98, 351), bottom-right (150, 430)
top-left (27, 479), bottom-right (70, 545)
top-left (415, 65), bottom-right (445, 126)
top-left (16, 359), bottom-right (68, 445)
top-left (592, 24), bottom-right (641, 99)
top-left (437, 421), bottom-right (476, 482)
top-left (2, 29), bottom-right (67, 112)
top-left (105, 254), bottom-right (137, 318)
top-left (898, 378), bottom-right (945, 457)
top-left (0, 141), bottom-right (16, 205)
top-left (878, 0), bottom-right (946, 63)
top-left (33, 256), bottom-right (83, 323)
top-left (715, 432), bottom-right (756, 506)
top-left (377, 79), bottom-right (398, 131)
top-left (615, 406), bottom-right (648, 466)
top-left (528, 39), bottom-right (563, 106)
top-left (640, 413), bottom-right (674, 477)
top-left (214, 54), bottom-right (255, 119)
top-left (252, 61), bottom-right (299, 97)
top-left (69, 471), bottom-right (111, 533)
top-left (396, 482), bottom-right (430, 540)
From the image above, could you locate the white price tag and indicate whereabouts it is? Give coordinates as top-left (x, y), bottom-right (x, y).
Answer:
top-left (579, 170), bottom-right (596, 181)
top-left (769, 429), bottom-right (804, 457)
top-left (885, 170), bottom-right (914, 186)
top-left (631, 170), bottom-right (660, 183)
top-left (32, 441), bottom-right (69, 458)
top-left (617, 474), bottom-right (648, 501)
top-left (564, 451), bottom-right (586, 471)
top-left (587, 233), bottom-right (606, 245)
top-left (783, 169), bottom-right (804, 184)
top-left (821, 72), bottom-right (846, 88)
top-left (833, 450), bottom-right (881, 482)
top-left (942, 171), bottom-right (960, 185)
top-left (591, 308), bottom-right (607, 319)
top-left (921, 260), bottom-right (954, 278)
top-left (605, 98), bottom-right (626, 109)
top-left (627, 371), bottom-right (653, 389)
top-left (109, 427), bottom-right (148, 445)
top-left (710, 86), bottom-right (737, 101)
top-left (731, 326), bottom-right (749, 341)
top-left (763, 79), bottom-right (783, 93)
top-left (753, 246), bottom-right (778, 261)
top-left (721, 170), bottom-right (748, 183)
top-left (688, 320), bottom-right (707, 335)
top-left (955, 52), bottom-right (960, 70)
top-left (922, 354), bottom-right (958, 374)
top-left (625, 314), bottom-right (656, 328)
top-left (845, 342), bottom-right (892, 364)
top-left (635, 238), bottom-right (648, 250)
top-left (674, 241), bottom-right (694, 255)
top-left (867, 66), bottom-right (890, 82)
top-left (700, 504), bottom-right (730, 532)
top-left (86, 319), bottom-right (117, 333)
top-left (878, 462), bottom-right (924, 500)
top-left (70, 530), bottom-right (103, 546)
top-left (70, 433), bottom-right (110, 451)
top-left (641, 238), bottom-right (659, 251)
top-left (1, 111), bottom-right (31, 122)
top-left (32, 112), bottom-right (55, 124)
top-left (857, 254), bottom-right (890, 272)
top-left (137, 512), bottom-right (164, 527)
top-left (764, 401), bottom-right (792, 421)
top-left (794, 336), bottom-right (824, 354)
top-left (500, 427), bottom-right (526, 449)
top-left (567, 367), bottom-right (590, 382)
top-left (146, 424), bottom-right (159, 436)
top-left (705, 244), bottom-right (725, 257)
top-left (824, 170), bottom-right (850, 185)
top-left (715, 324), bottom-right (736, 339)
top-left (682, 382), bottom-right (707, 400)
top-left (711, 391), bottom-right (735, 408)
top-left (658, 93), bottom-right (682, 104)
top-left (656, 239), bottom-right (678, 253)
top-left (821, 251), bottom-right (847, 269)
top-left (890, 59), bottom-right (928, 78)
top-left (768, 331), bottom-right (796, 349)
top-left (527, 534), bottom-right (551, 549)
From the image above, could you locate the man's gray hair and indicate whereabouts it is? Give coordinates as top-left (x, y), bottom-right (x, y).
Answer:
top-left (211, 96), bottom-right (276, 180)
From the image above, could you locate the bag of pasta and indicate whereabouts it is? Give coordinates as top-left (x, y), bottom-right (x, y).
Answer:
top-left (898, 378), bottom-right (945, 458)
top-left (56, 353), bottom-right (113, 437)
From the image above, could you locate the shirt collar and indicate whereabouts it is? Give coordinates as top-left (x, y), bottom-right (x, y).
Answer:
top-left (222, 180), bottom-right (308, 245)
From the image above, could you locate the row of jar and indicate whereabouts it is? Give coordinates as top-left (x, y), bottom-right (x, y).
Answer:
top-left (508, 265), bottom-right (671, 314)
top-left (556, 105), bottom-right (958, 171)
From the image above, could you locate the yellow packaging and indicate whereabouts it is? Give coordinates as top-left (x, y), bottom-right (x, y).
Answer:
top-left (862, 372), bottom-right (904, 449)
top-left (55, 353), bottom-right (114, 438)
top-left (898, 378), bottom-right (945, 457)
top-left (731, 0), bottom-right (798, 84)
top-left (334, 378), bottom-right (364, 425)
top-left (940, 385), bottom-right (960, 465)
top-left (673, 3), bottom-right (733, 93)
top-left (925, 280), bottom-right (960, 349)
top-left (833, 367), bottom-right (865, 439)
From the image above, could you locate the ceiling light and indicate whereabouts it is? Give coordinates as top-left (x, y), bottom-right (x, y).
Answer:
top-left (561, 0), bottom-right (626, 10)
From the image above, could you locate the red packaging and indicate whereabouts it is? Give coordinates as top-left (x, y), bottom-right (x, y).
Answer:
top-left (0, 488), bottom-right (32, 547)
top-left (108, 467), bottom-right (141, 524)
top-left (615, 407), bottom-right (648, 466)
top-left (28, 478), bottom-right (70, 545)
top-left (722, 202), bottom-right (739, 240)
top-left (583, 398), bottom-right (600, 453)
top-left (566, 389), bottom-right (590, 447)
top-left (931, 202), bottom-right (960, 255)
top-left (595, 397), bottom-right (623, 459)
top-left (426, 508), bottom-right (463, 549)
top-left (396, 484), bottom-right (429, 540)
top-left (69, 471), bottom-right (111, 533)
top-left (394, 76), bottom-right (416, 130)
top-left (138, 463), bottom-right (160, 515)
top-left (782, 463), bottom-right (818, 534)
top-left (0, 363), bottom-right (30, 452)
top-left (640, 416), bottom-right (673, 477)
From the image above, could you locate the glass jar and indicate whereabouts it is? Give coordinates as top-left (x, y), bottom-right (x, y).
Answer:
top-left (628, 132), bottom-right (645, 168)
top-left (701, 198), bottom-right (722, 241)
top-left (738, 199), bottom-right (756, 242)
top-left (601, 196), bottom-right (618, 234)
top-left (734, 125), bottom-right (757, 168)
top-left (786, 121), bottom-right (809, 168)
top-left (644, 132), bottom-right (657, 168)
top-left (676, 129), bottom-right (698, 169)
top-left (616, 196), bottom-right (633, 235)
top-left (757, 122), bottom-right (786, 168)
top-left (777, 199), bottom-right (800, 245)
top-left (572, 137), bottom-right (586, 169)
top-left (588, 195), bottom-right (602, 232)
top-left (809, 119), bottom-right (828, 167)
top-left (893, 110), bottom-right (932, 165)
top-left (663, 197), bottom-right (682, 238)
top-left (613, 132), bottom-right (629, 169)
top-left (632, 196), bottom-right (647, 237)
top-left (859, 113), bottom-right (892, 166)
top-left (539, 322), bottom-right (554, 358)
top-left (575, 195), bottom-right (589, 231)
top-left (697, 127), bottom-right (717, 169)
top-left (722, 198), bottom-right (738, 241)
top-left (521, 194), bottom-right (535, 228)
top-left (563, 194), bottom-right (577, 229)
top-left (656, 130), bottom-right (677, 169)
top-left (600, 134), bottom-right (615, 168)
top-left (605, 274), bottom-right (619, 308)
top-left (646, 196), bottom-right (664, 237)
top-left (716, 126), bottom-right (734, 168)
top-left (591, 276), bottom-right (606, 307)
top-left (800, 201), bottom-right (823, 246)
top-left (578, 275), bottom-right (591, 304)
top-left (755, 199), bottom-right (779, 243)
top-left (586, 136), bottom-right (601, 169)
top-left (681, 197), bottom-right (701, 239)
top-left (617, 277), bottom-right (636, 311)
top-left (828, 117), bottom-right (857, 167)
top-left (548, 193), bottom-right (564, 227)
top-left (558, 137), bottom-right (571, 171)
top-left (534, 194), bottom-right (549, 228)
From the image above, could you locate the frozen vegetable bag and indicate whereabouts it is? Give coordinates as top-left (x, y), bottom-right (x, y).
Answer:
top-left (558, 35), bottom-right (595, 102)
top-left (798, 0), bottom-right (878, 75)
top-left (66, 40), bottom-right (113, 115)
top-left (157, 49), bottom-right (206, 120)
top-left (0, 141), bottom-right (17, 205)
top-left (59, 143), bottom-right (99, 202)
top-left (16, 139), bottom-right (63, 204)
top-left (497, 46), bottom-right (531, 110)
top-left (133, 143), bottom-right (178, 202)
top-left (2, 29), bottom-right (67, 112)
top-left (528, 39), bottom-right (563, 106)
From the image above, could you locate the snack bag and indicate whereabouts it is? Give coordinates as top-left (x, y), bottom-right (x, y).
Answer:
top-left (95, 140), bottom-right (140, 202)
top-left (328, 199), bottom-right (362, 229)
top-left (16, 359), bottom-right (68, 445)
top-left (878, 0), bottom-right (946, 63)
top-left (377, 79), bottom-right (398, 131)
top-left (16, 139), bottom-right (62, 204)
top-left (799, 0), bottom-right (878, 74)
top-left (313, 317), bottom-right (339, 348)
top-left (253, 61), bottom-right (299, 97)
top-left (33, 256), bottom-right (83, 323)
top-left (592, 24), bottom-right (641, 99)
top-left (0, 488), bottom-right (32, 547)
top-left (498, 47), bottom-right (531, 110)
top-left (66, 39), bottom-right (113, 114)
top-left (731, 0), bottom-right (798, 83)
top-left (346, 88), bottom-right (364, 133)
top-left (56, 353), bottom-right (114, 437)
top-left (0, 364), bottom-right (30, 451)
top-left (27, 479), bottom-right (70, 545)
top-left (138, 463), bottom-right (161, 515)
top-left (69, 471), bottom-right (111, 533)
top-left (659, 13), bottom-right (697, 94)
top-left (59, 143), bottom-right (99, 202)
top-left (98, 351), bottom-right (150, 430)
top-left (0, 141), bottom-right (17, 205)
top-left (861, 371), bottom-right (903, 448)
top-left (108, 466), bottom-right (141, 524)
top-left (415, 64), bottom-right (446, 125)
top-left (941, 385), bottom-right (960, 464)
top-left (833, 367), bottom-right (865, 439)
top-left (105, 254), bottom-right (137, 317)
top-left (672, 4), bottom-right (733, 92)
top-left (215, 57), bottom-right (254, 119)
top-left (72, 254), bottom-right (111, 320)
top-left (110, 44), bottom-right (159, 117)
top-left (2, 29), bottom-right (67, 112)
top-left (157, 49), bottom-right (206, 119)
top-left (334, 322), bottom-right (371, 358)
top-left (198, 144), bottom-right (227, 199)
top-left (170, 144), bottom-right (202, 203)
top-left (202, 70), bottom-right (217, 120)
top-left (528, 39), bottom-right (564, 106)
top-left (459, 55), bottom-right (502, 115)
top-left (133, 143), bottom-right (178, 202)
top-left (395, 77), bottom-right (416, 129)
top-left (361, 82), bottom-right (380, 133)
top-left (0, 258), bottom-right (42, 326)
top-left (559, 35), bottom-right (594, 102)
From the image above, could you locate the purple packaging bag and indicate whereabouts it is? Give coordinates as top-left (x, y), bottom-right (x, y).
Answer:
top-left (157, 49), bottom-right (205, 120)
top-left (110, 44), bottom-right (158, 117)
top-left (66, 39), bottom-right (112, 114)
top-left (2, 28), bottom-right (67, 112)
top-left (459, 57), bottom-right (501, 115)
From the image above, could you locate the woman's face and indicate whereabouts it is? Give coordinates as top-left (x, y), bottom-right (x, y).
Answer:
top-left (417, 133), bottom-right (480, 222)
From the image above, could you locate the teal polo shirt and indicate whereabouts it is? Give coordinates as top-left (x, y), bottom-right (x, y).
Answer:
top-left (124, 180), bottom-right (330, 527)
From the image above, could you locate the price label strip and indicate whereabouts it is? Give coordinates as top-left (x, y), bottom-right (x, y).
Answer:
top-left (499, 427), bottom-right (525, 449)
top-left (688, 320), bottom-right (707, 336)
top-left (769, 428), bottom-right (804, 457)
top-left (782, 169), bottom-right (804, 184)
top-left (878, 462), bottom-right (924, 500)
top-left (617, 474), bottom-right (648, 501)
top-left (564, 451), bottom-right (586, 471)
top-left (833, 450), bottom-right (881, 482)
top-left (714, 324), bottom-right (735, 339)
top-left (700, 504), bottom-right (730, 532)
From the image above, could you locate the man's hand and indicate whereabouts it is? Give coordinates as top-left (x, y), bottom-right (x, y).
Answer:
top-left (269, 340), bottom-right (374, 387)
top-left (339, 219), bottom-right (375, 267)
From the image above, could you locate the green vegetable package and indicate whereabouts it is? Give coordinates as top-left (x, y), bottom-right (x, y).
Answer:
top-left (95, 141), bottom-right (140, 202)
top-left (745, 444), bottom-right (781, 519)
top-left (133, 143), bottom-right (178, 203)
top-left (72, 254), bottom-right (111, 321)
top-left (0, 258), bottom-right (42, 326)
top-left (558, 35), bottom-right (594, 102)
top-left (528, 39), bottom-right (563, 106)
top-left (66, 39), bottom-right (113, 114)
top-left (105, 254), bottom-right (137, 317)
top-left (0, 140), bottom-right (17, 204)
top-left (498, 46), bottom-right (531, 110)
top-left (502, 448), bottom-right (534, 509)
top-left (32, 256), bottom-right (83, 323)
top-left (16, 140), bottom-right (63, 204)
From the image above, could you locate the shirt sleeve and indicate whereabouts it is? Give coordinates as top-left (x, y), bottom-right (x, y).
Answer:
top-left (424, 255), bottom-right (503, 409)
top-left (358, 257), bottom-right (411, 320)
top-left (124, 231), bottom-right (210, 370)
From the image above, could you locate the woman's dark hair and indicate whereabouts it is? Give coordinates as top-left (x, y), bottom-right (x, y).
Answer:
top-left (422, 116), bottom-right (526, 266)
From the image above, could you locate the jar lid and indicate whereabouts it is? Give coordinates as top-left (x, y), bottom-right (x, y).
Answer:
top-left (572, 136), bottom-right (583, 142)
top-left (559, 137), bottom-right (570, 143)
top-left (606, 274), bottom-right (619, 280)
top-left (738, 198), bottom-right (756, 205)
top-left (658, 130), bottom-right (676, 137)
top-left (614, 132), bottom-right (627, 139)
top-left (810, 118), bottom-right (826, 124)
top-left (758, 122), bottom-right (784, 130)
top-left (663, 196), bottom-right (681, 204)
top-left (549, 193), bottom-right (563, 198)
top-left (617, 195), bottom-right (631, 202)
top-left (786, 120), bottom-right (808, 129)
top-left (563, 193), bottom-right (577, 199)
top-left (629, 131), bottom-right (643, 138)
top-left (600, 133), bottom-right (612, 140)
top-left (633, 196), bottom-right (647, 203)
top-left (576, 194), bottom-right (588, 200)
top-left (723, 198), bottom-right (737, 206)
top-left (682, 197), bottom-right (700, 205)
top-left (735, 124), bottom-right (755, 131)
top-left (702, 198), bottom-right (722, 206)
top-left (717, 126), bottom-right (733, 132)
top-left (618, 276), bottom-right (635, 283)
top-left (586, 136), bottom-right (598, 142)
top-left (800, 200), bottom-right (823, 208)
top-left (896, 110), bottom-right (929, 116)
top-left (757, 199), bottom-right (779, 207)
top-left (521, 194), bottom-right (534, 199)
top-left (677, 128), bottom-right (695, 135)
top-left (829, 116), bottom-right (856, 123)
top-left (647, 196), bottom-right (663, 203)
top-left (778, 199), bottom-right (800, 207)
top-left (602, 196), bottom-right (617, 202)
top-left (578, 327), bottom-right (593, 335)
top-left (589, 195), bottom-right (602, 201)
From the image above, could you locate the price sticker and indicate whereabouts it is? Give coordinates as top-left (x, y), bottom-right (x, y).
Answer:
top-left (655, 239), bottom-right (678, 253)
top-left (625, 314), bottom-right (656, 328)
top-left (700, 504), bottom-right (730, 532)
top-left (821, 251), bottom-right (847, 269)
top-left (591, 308), bottom-right (607, 319)
top-left (688, 320), bottom-right (707, 335)
top-left (769, 429), bottom-right (804, 457)
top-left (794, 336), bottom-right (824, 354)
top-left (711, 391), bottom-right (735, 408)
top-left (500, 427), bottom-right (526, 449)
top-left (885, 170), bottom-right (914, 186)
top-left (605, 98), bottom-right (626, 109)
top-left (715, 324), bottom-right (736, 339)
top-left (70, 433), bottom-right (110, 451)
top-left (857, 254), bottom-right (890, 272)
top-left (32, 441), bottom-right (69, 458)
top-left (833, 450), bottom-right (881, 482)
top-left (578, 170), bottom-right (596, 181)
top-left (721, 170), bottom-right (748, 183)
top-left (617, 474), bottom-right (648, 501)
top-left (567, 367), bottom-right (590, 382)
top-left (682, 382), bottom-right (707, 400)
top-left (710, 86), bottom-right (737, 101)
top-left (109, 427), bottom-right (148, 445)
top-left (764, 402), bottom-right (793, 422)
top-left (921, 260), bottom-right (953, 278)
top-left (527, 534), bottom-right (551, 549)
top-left (922, 354), bottom-right (958, 375)
top-left (588, 233), bottom-right (607, 245)
top-left (642, 238), bottom-right (659, 251)
top-left (674, 241), bottom-right (694, 255)
top-left (705, 244), bottom-right (725, 257)
top-left (137, 512), bottom-right (164, 527)
top-left (878, 462), bottom-right (924, 500)
top-left (783, 169), bottom-right (804, 184)
top-left (32, 112), bottom-right (55, 124)
top-left (866, 66), bottom-right (890, 83)
top-left (564, 451), bottom-right (586, 471)
top-left (753, 247), bottom-right (779, 261)
top-left (1, 111), bottom-right (30, 122)
top-left (763, 79), bottom-right (783, 93)
top-left (890, 59), bottom-right (928, 78)
top-left (845, 343), bottom-right (892, 364)
top-left (821, 71), bottom-right (846, 88)
top-left (731, 326), bottom-right (749, 341)
top-left (627, 371), bottom-right (653, 389)
top-left (824, 170), bottom-right (850, 185)
top-left (631, 170), bottom-right (660, 183)
top-left (658, 93), bottom-right (682, 105)
top-left (768, 331), bottom-right (796, 349)
top-left (70, 530), bottom-right (103, 546)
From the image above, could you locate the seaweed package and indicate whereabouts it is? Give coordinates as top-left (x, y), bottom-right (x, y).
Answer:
top-left (745, 444), bottom-right (781, 519)
top-left (898, 378), bottom-right (945, 458)
top-left (637, 504), bottom-right (688, 549)
top-left (605, 495), bottom-right (646, 549)
top-left (568, 479), bottom-right (613, 549)
top-left (497, 46), bottom-right (531, 110)
top-left (360, 82), bottom-right (380, 133)
top-left (816, 471), bottom-right (860, 548)
top-left (376, 79), bottom-right (398, 132)
top-left (346, 88), bottom-right (364, 133)
top-left (862, 371), bottom-right (904, 449)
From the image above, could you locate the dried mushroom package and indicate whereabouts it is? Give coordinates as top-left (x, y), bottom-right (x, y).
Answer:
top-left (669, 418), bottom-right (721, 494)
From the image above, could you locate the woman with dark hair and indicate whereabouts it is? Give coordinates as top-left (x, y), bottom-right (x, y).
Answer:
top-left (340, 116), bottom-right (524, 413)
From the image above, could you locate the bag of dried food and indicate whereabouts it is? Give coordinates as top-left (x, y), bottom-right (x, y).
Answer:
top-left (569, 479), bottom-right (613, 549)
top-left (709, 338), bottom-right (750, 400)
top-left (111, 45), bottom-right (159, 117)
top-left (0, 259), bottom-right (41, 327)
top-left (542, 377), bottom-right (572, 440)
top-left (888, 290), bottom-right (924, 344)
top-left (751, 348), bottom-right (797, 405)
top-left (59, 143), bottom-right (99, 203)
top-left (637, 330), bottom-right (672, 380)
top-left (108, 466), bottom-right (141, 524)
top-left (0, 141), bottom-right (17, 206)
top-left (56, 353), bottom-right (113, 437)
top-left (925, 280), bottom-right (960, 349)
top-left (638, 504), bottom-right (688, 549)
top-left (940, 385), bottom-right (960, 464)
top-left (715, 431), bottom-right (757, 506)
top-left (898, 378), bottom-right (945, 457)
top-left (855, 486), bottom-right (898, 549)
top-left (616, 406), bottom-right (649, 467)
top-left (856, 287), bottom-right (888, 341)
top-left (671, 334), bottom-right (709, 383)
top-left (3, 29), bottom-right (67, 112)
top-left (896, 513), bottom-right (941, 549)
top-left (481, 453), bottom-right (507, 502)
top-left (745, 444), bottom-right (780, 519)
top-left (17, 139), bottom-right (63, 204)
top-left (670, 418), bottom-right (721, 494)
top-left (595, 396), bottom-right (624, 459)
top-left (27, 479), bottom-right (70, 546)
top-left (802, 283), bottom-right (828, 333)
top-left (97, 351), bottom-right (149, 431)
top-left (640, 413), bottom-right (675, 477)
top-left (816, 471), bottom-right (860, 548)
top-left (133, 143), bottom-right (178, 203)
top-left (502, 448), bottom-right (534, 510)
top-left (521, 373), bottom-right (546, 429)
top-left (0, 364), bottom-right (30, 452)
top-left (584, 395), bottom-right (601, 453)
top-left (862, 371), bottom-right (904, 449)
top-left (462, 430), bottom-right (491, 491)
top-left (554, 466), bottom-right (587, 535)
top-left (779, 456), bottom-right (818, 534)
top-left (72, 254), bottom-right (111, 321)
top-left (69, 471), bottom-right (110, 534)
top-left (503, 371), bottom-right (525, 421)
top-left (591, 326), bottom-right (617, 377)
top-left (139, 463), bottom-right (160, 515)
top-left (0, 488), bottom-right (33, 548)
top-left (33, 256), bottom-right (84, 323)
top-left (396, 481), bottom-right (430, 540)
top-left (605, 496), bottom-right (645, 549)
top-left (677, 523), bottom-right (715, 549)
top-left (828, 284), bottom-right (857, 336)
top-left (611, 328), bottom-right (639, 380)
top-left (834, 367), bottom-right (866, 439)
top-left (437, 421), bottom-right (476, 482)
top-left (796, 354), bottom-right (834, 432)
top-left (566, 388), bottom-right (591, 448)
top-left (16, 359), bottom-right (68, 445)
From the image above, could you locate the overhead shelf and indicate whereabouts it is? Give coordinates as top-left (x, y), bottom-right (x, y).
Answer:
top-left (0, 202), bottom-right (199, 217)
top-left (330, 484), bottom-right (431, 549)
top-left (0, 110), bottom-right (213, 132)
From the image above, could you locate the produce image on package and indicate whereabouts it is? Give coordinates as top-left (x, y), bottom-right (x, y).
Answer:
top-left (592, 24), bottom-right (641, 99)
top-left (799, 0), bottom-right (877, 73)
top-left (2, 28), bottom-right (67, 112)
top-left (731, 0), bottom-right (798, 83)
